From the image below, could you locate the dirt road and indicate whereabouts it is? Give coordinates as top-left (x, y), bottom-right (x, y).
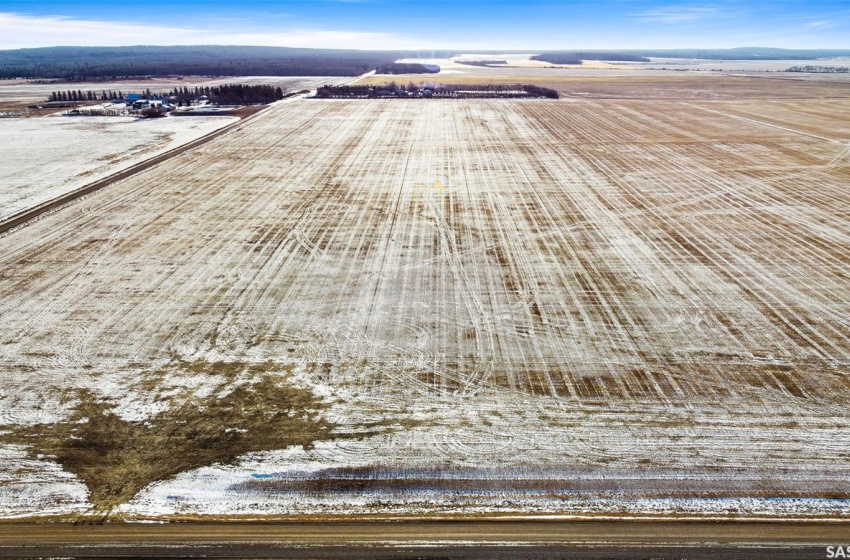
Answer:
top-left (0, 520), bottom-right (847, 558)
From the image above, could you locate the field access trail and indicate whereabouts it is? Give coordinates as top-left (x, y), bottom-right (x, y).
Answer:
top-left (1, 89), bottom-right (849, 516)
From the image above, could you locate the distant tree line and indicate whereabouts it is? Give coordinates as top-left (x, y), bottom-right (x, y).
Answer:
top-left (315, 83), bottom-right (558, 99)
top-left (786, 65), bottom-right (850, 73)
top-left (530, 48), bottom-right (850, 64)
top-left (629, 47), bottom-right (850, 60)
top-left (0, 46), bottom-right (455, 80)
top-left (532, 52), bottom-right (651, 64)
top-left (532, 53), bottom-right (582, 65)
top-left (456, 60), bottom-right (508, 67)
top-left (375, 63), bottom-right (441, 74)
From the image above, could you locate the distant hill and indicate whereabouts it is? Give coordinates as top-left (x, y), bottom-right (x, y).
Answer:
top-left (0, 46), bottom-right (455, 80)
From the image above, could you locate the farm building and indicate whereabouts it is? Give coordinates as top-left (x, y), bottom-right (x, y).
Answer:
top-left (130, 99), bottom-right (173, 113)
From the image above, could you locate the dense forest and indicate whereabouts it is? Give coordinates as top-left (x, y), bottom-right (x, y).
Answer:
top-left (0, 46), bottom-right (454, 80)
top-left (315, 83), bottom-right (558, 99)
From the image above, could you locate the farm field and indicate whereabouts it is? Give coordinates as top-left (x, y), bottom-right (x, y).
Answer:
top-left (0, 76), bottom-right (849, 519)
top-left (0, 77), bottom-right (354, 223)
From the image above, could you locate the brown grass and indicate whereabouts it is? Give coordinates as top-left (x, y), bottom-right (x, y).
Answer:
top-left (1, 362), bottom-right (338, 512)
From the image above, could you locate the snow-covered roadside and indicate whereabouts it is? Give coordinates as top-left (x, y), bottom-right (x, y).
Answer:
top-left (3, 374), bottom-right (849, 520)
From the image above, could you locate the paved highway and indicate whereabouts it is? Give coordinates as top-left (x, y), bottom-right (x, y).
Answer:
top-left (0, 520), bottom-right (848, 558)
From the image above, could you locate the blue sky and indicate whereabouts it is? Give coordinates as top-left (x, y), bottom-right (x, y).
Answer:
top-left (1, 1), bottom-right (848, 50)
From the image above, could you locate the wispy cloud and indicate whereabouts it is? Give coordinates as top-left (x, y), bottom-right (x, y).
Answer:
top-left (801, 19), bottom-right (838, 30)
top-left (0, 12), bottom-right (425, 49)
top-left (636, 6), bottom-right (716, 24)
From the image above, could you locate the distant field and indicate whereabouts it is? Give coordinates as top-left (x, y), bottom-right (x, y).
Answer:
top-left (357, 72), bottom-right (850, 97)
top-left (356, 53), bottom-right (850, 93)
top-left (1, 75), bottom-right (849, 519)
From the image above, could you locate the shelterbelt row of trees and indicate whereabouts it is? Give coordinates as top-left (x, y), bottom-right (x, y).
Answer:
top-left (786, 65), bottom-right (850, 73)
top-left (315, 83), bottom-right (559, 99)
top-left (49, 90), bottom-right (126, 102)
top-left (0, 46), bottom-right (455, 80)
top-left (165, 84), bottom-right (286, 105)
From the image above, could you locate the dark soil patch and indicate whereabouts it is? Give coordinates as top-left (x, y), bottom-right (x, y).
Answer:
top-left (1, 365), bottom-right (338, 512)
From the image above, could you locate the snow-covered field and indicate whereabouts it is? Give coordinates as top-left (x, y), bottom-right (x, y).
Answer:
top-left (0, 114), bottom-right (238, 221)
top-left (361, 54), bottom-right (850, 89)
top-left (1, 84), bottom-right (849, 519)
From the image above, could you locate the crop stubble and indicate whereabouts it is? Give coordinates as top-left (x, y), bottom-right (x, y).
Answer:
top-left (1, 89), bottom-right (849, 514)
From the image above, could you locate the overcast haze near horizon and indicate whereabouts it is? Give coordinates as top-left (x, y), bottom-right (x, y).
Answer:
top-left (0, 0), bottom-right (849, 51)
